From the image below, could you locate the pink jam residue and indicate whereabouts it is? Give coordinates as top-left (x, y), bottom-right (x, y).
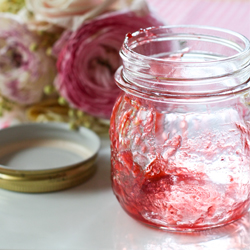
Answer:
top-left (110, 94), bottom-right (250, 231)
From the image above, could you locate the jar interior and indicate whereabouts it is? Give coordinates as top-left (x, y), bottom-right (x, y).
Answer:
top-left (129, 26), bottom-right (247, 62)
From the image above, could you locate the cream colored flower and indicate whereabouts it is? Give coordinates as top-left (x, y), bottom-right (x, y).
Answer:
top-left (0, 105), bottom-right (28, 129)
top-left (25, 0), bottom-right (136, 30)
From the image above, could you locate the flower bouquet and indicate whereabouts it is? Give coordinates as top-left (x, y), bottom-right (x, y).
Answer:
top-left (0, 0), bottom-right (163, 133)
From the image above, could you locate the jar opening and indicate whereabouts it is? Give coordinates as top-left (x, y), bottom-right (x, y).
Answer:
top-left (117, 25), bottom-right (250, 98)
top-left (125, 25), bottom-right (250, 64)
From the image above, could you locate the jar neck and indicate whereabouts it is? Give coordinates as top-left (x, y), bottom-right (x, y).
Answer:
top-left (116, 25), bottom-right (250, 98)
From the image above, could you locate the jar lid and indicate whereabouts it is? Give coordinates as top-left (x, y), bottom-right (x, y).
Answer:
top-left (0, 122), bottom-right (101, 193)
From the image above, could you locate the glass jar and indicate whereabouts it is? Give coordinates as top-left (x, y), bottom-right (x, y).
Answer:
top-left (110, 25), bottom-right (250, 231)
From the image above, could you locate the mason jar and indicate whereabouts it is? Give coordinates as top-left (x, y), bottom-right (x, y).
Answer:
top-left (110, 25), bottom-right (250, 231)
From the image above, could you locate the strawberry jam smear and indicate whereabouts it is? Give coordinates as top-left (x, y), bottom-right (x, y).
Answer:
top-left (110, 93), bottom-right (250, 231)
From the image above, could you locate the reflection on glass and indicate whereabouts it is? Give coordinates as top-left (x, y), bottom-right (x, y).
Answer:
top-left (114, 211), bottom-right (250, 250)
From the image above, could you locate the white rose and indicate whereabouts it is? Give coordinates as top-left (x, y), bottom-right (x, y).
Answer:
top-left (25, 0), bottom-right (136, 30)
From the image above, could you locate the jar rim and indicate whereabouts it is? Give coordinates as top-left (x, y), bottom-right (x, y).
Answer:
top-left (118, 25), bottom-right (250, 98)
top-left (123, 24), bottom-right (250, 65)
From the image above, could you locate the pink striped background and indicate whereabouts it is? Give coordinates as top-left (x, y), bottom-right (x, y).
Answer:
top-left (146, 0), bottom-right (250, 39)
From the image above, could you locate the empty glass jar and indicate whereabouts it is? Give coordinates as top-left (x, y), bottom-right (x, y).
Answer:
top-left (110, 25), bottom-right (250, 231)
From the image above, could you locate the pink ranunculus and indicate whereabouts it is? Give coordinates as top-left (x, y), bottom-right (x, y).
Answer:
top-left (25, 0), bottom-right (135, 30)
top-left (53, 10), bottom-right (163, 119)
top-left (0, 13), bottom-right (56, 105)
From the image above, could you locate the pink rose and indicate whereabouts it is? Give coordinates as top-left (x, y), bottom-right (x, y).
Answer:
top-left (0, 13), bottom-right (56, 105)
top-left (53, 10), bottom-right (163, 119)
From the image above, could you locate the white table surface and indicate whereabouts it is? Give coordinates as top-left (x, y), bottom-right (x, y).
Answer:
top-left (0, 135), bottom-right (250, 250)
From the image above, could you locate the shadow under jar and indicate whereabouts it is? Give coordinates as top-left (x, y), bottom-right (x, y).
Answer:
top-left (110, 25), bottom-right (250, 231)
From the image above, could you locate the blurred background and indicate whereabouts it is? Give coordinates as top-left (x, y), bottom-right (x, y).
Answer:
top-left (147, 0), bottom-right (250, 39)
